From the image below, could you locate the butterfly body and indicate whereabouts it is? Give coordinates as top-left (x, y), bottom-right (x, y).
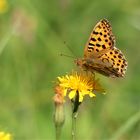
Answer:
top-left (76, 19), bottom-right (128, 78)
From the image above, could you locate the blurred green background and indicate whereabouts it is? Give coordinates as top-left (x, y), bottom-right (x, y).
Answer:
top-left (0, 0), bottom-right (140, 140)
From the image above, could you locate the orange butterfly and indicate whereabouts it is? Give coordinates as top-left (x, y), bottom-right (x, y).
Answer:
top-left (76, 19), bottom-right (128, 77)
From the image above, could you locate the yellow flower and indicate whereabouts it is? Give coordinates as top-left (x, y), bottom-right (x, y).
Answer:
top-left (0, 132), bottom-right (11, 140)
top-left (56, 71), bottom-right (105, 102)
top-left (0, 0), bottom-right (8, 13)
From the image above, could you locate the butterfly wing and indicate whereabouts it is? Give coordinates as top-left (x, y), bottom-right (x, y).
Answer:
top-left (84, 19), bottom-right (115, 59)
top-left (94, 47), bottom-right (128, 77)
top-left (77, 19), bottom-right (128, 77)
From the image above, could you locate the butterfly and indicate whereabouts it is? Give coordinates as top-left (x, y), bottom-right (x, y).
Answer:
top-left (76, 19), bottom-right (128, 77)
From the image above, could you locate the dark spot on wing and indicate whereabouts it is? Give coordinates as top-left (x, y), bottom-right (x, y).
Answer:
top-left (123, 60), bottom-right (127, 65)
top-left (93, 31), bottom-right (98, 35)
top-left (88, 46), bottom-right (94, 50)
top-left (88, 49), bottom-right (92, 52)
top-left (109, 42), bottom-right (111, 46)
top-left (100, 32), bottom-right (102, 35)
top-left (98, 25), bottom-right (101, 29)
top-left (114, 55), bottom-right (117, 58)
top-left (91, 38), bottom-right (96, 41)
top-left (118, 55), bottom-right (122, 59)
top-left (96, 49), bottom-right (99, 52)
top-left (96, 44), bottom-right (101, 47)
top-left (89, 43), bottom-right (95, 46)
top-left (102, 45), bottom-right (106, 49)
top-left (111, 58), bottom-right (114, 61)
top-left (97, 37), bottom-right (101, 41)
top-left (105, 39), bottom-right (108, 42)
top-left (121, 65), bottom-right (124, 68)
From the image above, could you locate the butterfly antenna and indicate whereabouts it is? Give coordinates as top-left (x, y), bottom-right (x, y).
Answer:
top-left (60, 53), bottom-right (76, 59)
top-left (63, 41), bottom-right (76, 57)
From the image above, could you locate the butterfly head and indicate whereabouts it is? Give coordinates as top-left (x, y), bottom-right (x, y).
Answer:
top-left (75, 58), bottom-right (84, 68)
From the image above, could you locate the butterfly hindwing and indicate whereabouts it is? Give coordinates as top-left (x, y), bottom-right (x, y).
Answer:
top-left (98, 47), bottom-right (128, 77)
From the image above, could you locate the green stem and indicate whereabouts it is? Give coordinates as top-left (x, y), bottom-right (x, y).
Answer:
top-left (71, 91), bottom-right (80, 140)
top-left (55, 125), bottom-right (62, 140)
top-left (72, 112), bottom-right (78, 140)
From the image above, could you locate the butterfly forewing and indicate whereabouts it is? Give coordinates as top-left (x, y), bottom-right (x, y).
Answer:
top-left (84, 19), bottom-right (115, 58)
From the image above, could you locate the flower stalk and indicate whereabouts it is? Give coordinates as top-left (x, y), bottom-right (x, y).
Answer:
top-left (72, 111), bottom-right (78, 140)
top-left (71, 91), bottom-right (81, 140)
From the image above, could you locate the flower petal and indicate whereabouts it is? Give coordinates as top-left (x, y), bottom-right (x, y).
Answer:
top-left (79, 92), bottom-right (84, 102)
top-left (68, 90), bottom-right (76, 99)
top-left (89, 92), bottom-right (96, 97)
